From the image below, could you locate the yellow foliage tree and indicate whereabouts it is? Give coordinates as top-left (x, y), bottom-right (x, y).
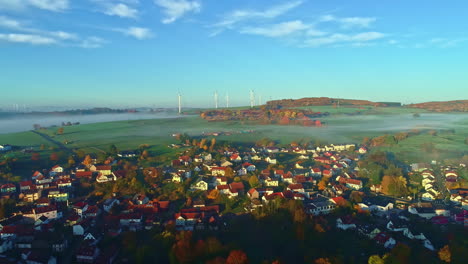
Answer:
top-left (318, 179), bottom-right (328, 191)
top-left (438, 245), bottom-right (451, 263)
top-left (207, 189), bottom-right (219, 200)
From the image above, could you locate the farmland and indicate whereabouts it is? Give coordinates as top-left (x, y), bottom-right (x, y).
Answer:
top-left (1, 112), bottom-right (467, 168)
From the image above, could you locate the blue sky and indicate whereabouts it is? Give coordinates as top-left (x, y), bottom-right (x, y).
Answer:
top-left (0, 0), bottom-right (467, 108)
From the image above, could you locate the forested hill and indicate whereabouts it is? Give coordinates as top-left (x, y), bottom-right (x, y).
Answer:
top-left (265, 97), bottom-right (400, 108)
top-left (406, 100), bottom-right (468, 112)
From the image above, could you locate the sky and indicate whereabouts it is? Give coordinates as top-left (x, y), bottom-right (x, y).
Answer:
top-left (0, 0), bottom-right (467, 109)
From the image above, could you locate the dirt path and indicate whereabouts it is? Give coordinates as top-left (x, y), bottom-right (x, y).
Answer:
top-left (30, 130), bottom-right (73, 154)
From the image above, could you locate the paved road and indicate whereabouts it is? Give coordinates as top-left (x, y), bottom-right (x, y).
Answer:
top-left (30, 130), bottom-right (73, 154)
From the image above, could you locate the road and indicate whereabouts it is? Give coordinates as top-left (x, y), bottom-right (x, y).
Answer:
top-left (30, 130), bottom-right (73, 155)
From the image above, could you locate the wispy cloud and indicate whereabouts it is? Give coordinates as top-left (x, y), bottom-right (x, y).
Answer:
top-left (0, 15), bottom-right (24, 30)
top-left (305, 32), bottom-right (385, 47)
top-left (114, 26), bottom-right (154, 39)
top-left (212, 0), bottom-right (304, 33)
top-left (240, 20), bottom-right (309, 37)
top-left (0, 0), bottom-right (69, 12)
top-left (0, 33), bottom-right (56, 44)
top-left (318, 15), bottom-right (376, 29)
top-left (78, 36), bottom-right (106, 48)
top-left (429, 37), bottom-right (467, 48)
top-left (154, 0), bottom-right (201, 24)
top-left (104, 3), bottom-right (138, 18)
top-left (0, 15), bottom-right (104, 47)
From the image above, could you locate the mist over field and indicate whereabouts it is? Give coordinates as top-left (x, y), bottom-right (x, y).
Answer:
top-left (0, 112), bottom-right (185, 134)
top-left (185, 113), bottom-right (468, 144)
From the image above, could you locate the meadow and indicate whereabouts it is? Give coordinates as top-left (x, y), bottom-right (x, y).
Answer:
top-left (1, 112), bottom-right (467, 171)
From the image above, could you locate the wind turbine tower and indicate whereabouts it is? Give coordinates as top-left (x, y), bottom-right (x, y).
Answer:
top-left (214, 91), bottom-right (219, 109)
top-left (178, 93), bottom-right (182, 114)
top-left (250, 90), bottom-right (255, 108)
top-left (226, 93), bottom-right (229, 108)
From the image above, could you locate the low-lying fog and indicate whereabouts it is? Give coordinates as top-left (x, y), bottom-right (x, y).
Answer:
top-left (0, 112), bottom-right (185, 134)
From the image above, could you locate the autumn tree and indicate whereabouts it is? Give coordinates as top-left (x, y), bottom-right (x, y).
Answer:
top-left (57, 127), bottom-right (64, 135)
top-left (199, 138), bottom-right (207, 149)
top-left (381, 175), bottom-right (407, 196)
top-left (224, 167), bottom-right (235, 177)
top-left (248, 175), bottom-right (260, 188)
top-left (31, 152), bottom-right (41, 161)
top-left (318, 179), bottom-right (328, 191)
top-left (140, 150), bottom-right (149, 160)
top-left (207, 189), bottom-right (219, 200)
top-left (209, 138), bottom-right (216, 152)
top-left (368, 255), bottom-right (384, 264)
top-left (172, 231), bottom-right (195, 263)
top-left (438, 245), bottom-right (451, 263)
top-left (83, 155), bottom-right (93, 166)
top-left (226, 250), bottom-right (248, 264)
top-left (68, 156), bottom-right (76, 167)
top-left (50, 152), bottom-right (59, 161)
top-left (314, 258), bottom-right (331, 264)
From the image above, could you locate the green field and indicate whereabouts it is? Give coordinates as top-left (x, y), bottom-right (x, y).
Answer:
top-left (1, 113), bottom-right (467, 169)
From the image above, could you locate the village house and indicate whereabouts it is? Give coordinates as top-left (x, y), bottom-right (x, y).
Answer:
top-left (337, 177), bottom-right (363, 190)
top-left (264, 177), bottom-right (279, 187)
top-left (374, 232), bottom-right (396, 249)
top-left (93, 165), bottom-right (112, 176)
top-left (0, 144), bottom-right (12, 152)
top-left (0, 183), bottom-right (16, 194)
top-left (242, 163), bottom-right (256, 172)
top-left (230, 154), bottom-right (242, 162)
top-left (23, 205), bottom-right (60, 222)
top-left (287, 183), bottom-right (305, 194)
top-left (96, 172), bottom-right (117, 183)
top-left (336, 216), bottom-right (356, 230)
top-left (47, 189), bottom-right (69, 202)
top-left (307, 198), bottom-right (336, 215)
top-left (265, 157), bottom-right (277, 164)
top-left (191, 179), bottom-right (208, 191)
top-left (211, 167), bottom-right (227, 176)
top-left (21, 189), bottom-right (41, 202)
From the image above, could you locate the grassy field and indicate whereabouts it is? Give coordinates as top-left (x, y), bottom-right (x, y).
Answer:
top-left (1, 113), bottom-right (467, 171)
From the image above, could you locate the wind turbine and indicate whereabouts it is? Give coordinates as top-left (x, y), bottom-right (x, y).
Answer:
top-left (250, 90), bottom-right (255, 108)
top-left (214, 91), bottom-right (219, 109)
top-left (226, 92), bottom-right (229, 108)
top-left (178, 92), bottom-right (182, 114)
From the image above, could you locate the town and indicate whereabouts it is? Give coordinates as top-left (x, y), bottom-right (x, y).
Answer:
top-left (0, 137), bottom-right (466, 263)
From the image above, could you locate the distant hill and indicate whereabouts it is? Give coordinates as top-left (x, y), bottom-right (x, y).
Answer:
top-left (265, 97), bottom-right (400, 108)
top-left (406, 100), bottom-right (468, 112)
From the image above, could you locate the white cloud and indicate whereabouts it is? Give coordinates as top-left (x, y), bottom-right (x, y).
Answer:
top-left (154, 0), bottom-right (201, 24)
top-left (0, 0), bottom-right (69, 12)
top-left (240, 20), bottom-right (309, 37)
top-left (305, 31), bottom-right (385, 47)
top-left (118, 27), bottom-right (153, 39)
top-left (78, 36), bottom-right (106, 48)
top-left (0, 33), bottom-right (56, 44)
top-left (0, 16), bottom-right (23, 29)
top-left (50, 31), bottom-right (78, 40)
top-left (213, 0), bottom-right (303, 29)
top-left (306, 28), bottom-right (327, 37)
top-left (104, 3), bottom-right (138, 18)
top-left (429, 37), bottom-right (467, 48)
top-left (339, 17), bottom-right (376, 29)
top-left (318, 15), bottom-right (376, 29)
top-left (28, 0), bottom-right (69, 11)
